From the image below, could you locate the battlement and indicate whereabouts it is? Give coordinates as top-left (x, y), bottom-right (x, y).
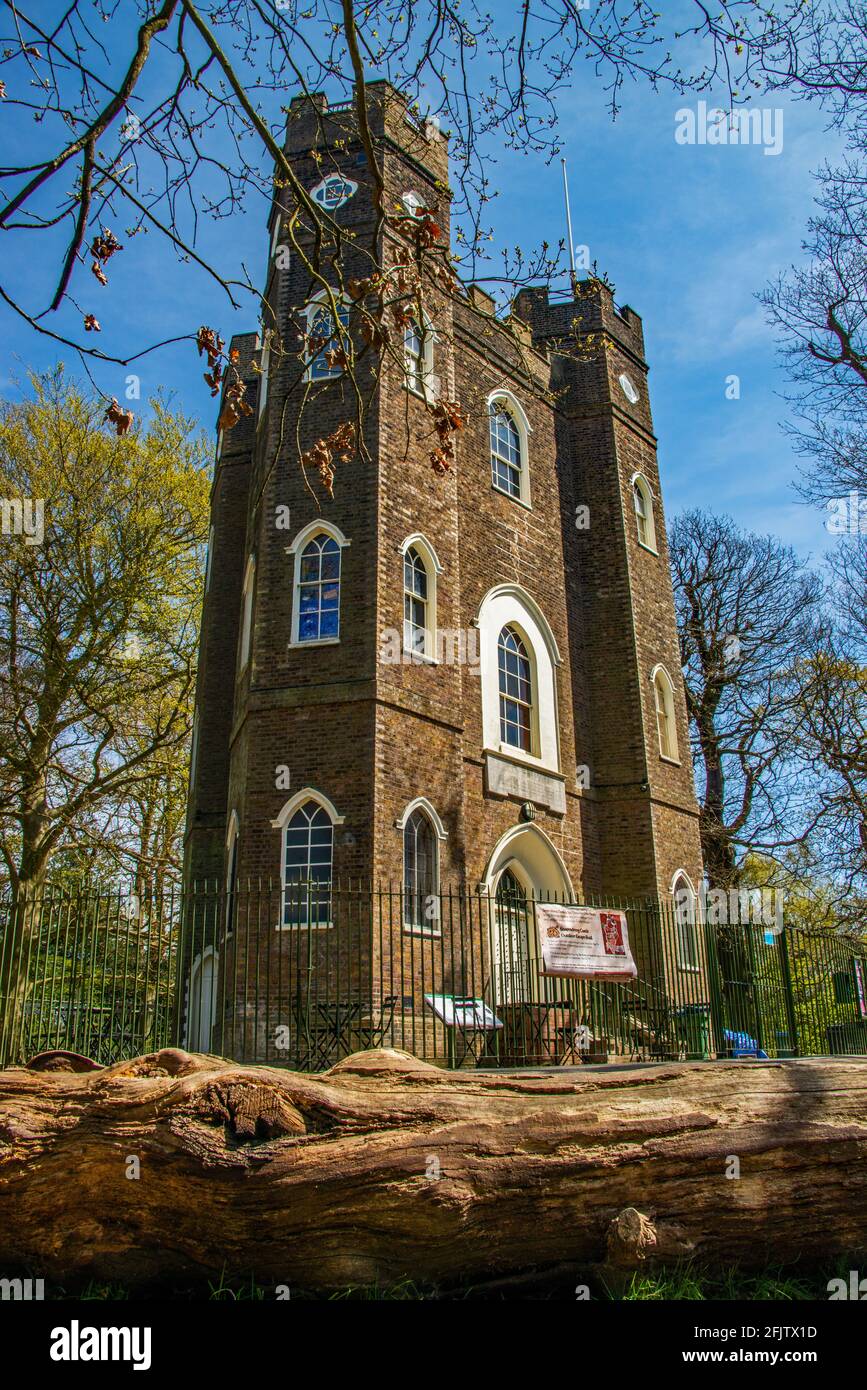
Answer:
top-left (513, 282), bottom-right (645, 359)
top-left (283, 81), bottom-right (449, 183)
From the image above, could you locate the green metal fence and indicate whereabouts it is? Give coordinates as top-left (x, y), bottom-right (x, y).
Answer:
top-left (0, 882), bottom-right (865, 1070)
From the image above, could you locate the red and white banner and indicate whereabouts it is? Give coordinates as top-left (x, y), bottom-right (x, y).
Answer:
top-left (536, 904), bottom-right (637, 981)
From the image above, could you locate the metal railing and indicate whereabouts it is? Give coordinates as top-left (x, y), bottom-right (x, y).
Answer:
top-left (0, 882), bottom-right (865, 1070)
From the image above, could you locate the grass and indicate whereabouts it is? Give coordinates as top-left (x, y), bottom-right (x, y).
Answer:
top-left (41, 1255), bottom-right (859, 1301)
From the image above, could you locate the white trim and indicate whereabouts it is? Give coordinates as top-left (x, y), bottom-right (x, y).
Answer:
top-left (303, 288), bottom-right (350, 382)
top-left (403, 311), bottom-right (438, 402)
top-left (271, 787), bottom-right (345, 830)
top-left (651, 663), bottom-right (680, 763)
top-left (395, 796), bottom-right (448, 842)
top-left (286, 519), bottom-right (351, 557)
top-left (481, 823), bottom-right (575, 899)
top-left (257, 334), bottom-right (270, 422)
top-left (400, 534), bottom-right (441, 661)
top-left (287, 521), bottom-right (349, 647)
top-left (672, 870), bottom-right (701, 970)
top-left (185, 945), bottom-right (218, 1052)
top-left (477, 585), bottom-right (562, 774)
top-left (238, 554), bottom-right (255, 671)
top-left (630, 472), bottom-right (658, 554)
top-left (487, 388), bottom-right (532, 508)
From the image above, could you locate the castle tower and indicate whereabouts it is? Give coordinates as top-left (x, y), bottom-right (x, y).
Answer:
top-left (183, 83), bottom-right (704, 1060)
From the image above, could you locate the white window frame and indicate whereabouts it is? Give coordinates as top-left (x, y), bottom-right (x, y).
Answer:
top-left (257, 333), bottom-right (271, 422)
top-left (477, 584), bottom-right (561, 774)
top-left (287, 520), bottom-right (351, 648)
top-left (204, 524), bottom-right (215, 592)
top-left (399, 533), bottom-right (442, 663)
top-left (403, 313), bottom-right (437, 401)
top-left (239, 554), bottom-right (255, 671)
top-left (651, 663), bottom-right (680, 763)
top-left (488, 389), bottom-right (532, 508)
top-left (272, 788), bottom-right (345, 930)
top-left (672, 870), bottom-right (701, 971)
top-left (304, 289), bottom-right (350, 382)
top-left (396, 797), bottom-right (448, 936)
top-left (631, 472), bottom-right (658, 553)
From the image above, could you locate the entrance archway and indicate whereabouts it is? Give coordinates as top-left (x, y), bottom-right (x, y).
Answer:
top-left (482, 824), bottom-right (574, 1005)
top-left (187, 946), bottom-right (218, 1053)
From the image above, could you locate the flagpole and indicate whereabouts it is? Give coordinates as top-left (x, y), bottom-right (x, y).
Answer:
top-left (561, 158), bottom-right (577, 294)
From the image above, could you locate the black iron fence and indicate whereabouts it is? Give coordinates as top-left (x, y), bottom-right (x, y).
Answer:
top-left (1, 882), bottom-right (865, 1070)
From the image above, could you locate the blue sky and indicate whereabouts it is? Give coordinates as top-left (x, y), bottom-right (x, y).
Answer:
top-left (0, 22), bottom-right (846, 565)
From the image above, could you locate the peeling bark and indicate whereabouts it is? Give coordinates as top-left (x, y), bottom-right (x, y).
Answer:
top-left (0, 1048), bottom-right (865, 1290)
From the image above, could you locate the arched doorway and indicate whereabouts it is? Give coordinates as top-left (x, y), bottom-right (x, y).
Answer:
top-left (483, 824), bottom-right (574, 1006)
top-left (187, 947), bottom-right (217, 1053)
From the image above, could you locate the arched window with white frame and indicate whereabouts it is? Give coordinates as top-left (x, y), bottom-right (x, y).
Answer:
top-left (632, 473), bottom-right (657, 551)
top-left (672, 871), bottom-right (700, 970)
top-left (400, 534), bottom-right (441, 661)
top-left (498, 625), bottom-right (533, 753)
top-left (404, 316), bottom-right (436, 398)
top-left (287, 521), bottom-right (351, 646)
top-left (239, 554), bottom-right (255, 670)
top-left (397, 798), bottom-right (447, 933)
top-left (272, 790), bottom-right (344, 928)
top-left (488, 390), bottom-right (531, 506)
top-left (652, 664), bottom-right (679, 762)
top-left (477, 584), bottom-right (561, 775)
top-left (304, 290), bottom-right (350, 381)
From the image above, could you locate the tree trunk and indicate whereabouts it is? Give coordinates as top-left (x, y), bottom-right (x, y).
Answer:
top-left (0, 1047), bottom-right (865, 1290)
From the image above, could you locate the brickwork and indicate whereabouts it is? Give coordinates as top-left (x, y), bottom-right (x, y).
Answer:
top-left (182, 82), bottom-right (705, 1037)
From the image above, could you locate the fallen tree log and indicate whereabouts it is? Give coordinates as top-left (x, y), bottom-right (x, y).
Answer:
top-left (0, 1048), bottom-right (865, 1291)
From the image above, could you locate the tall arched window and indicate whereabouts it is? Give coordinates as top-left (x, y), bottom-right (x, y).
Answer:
top-left (653, 665), bottom-right (679, 761)
top-left (282, 800), bottom-right (334, 926)
top-left (403, 545), bottom-right (428, 655)
top-left (304, 292), bottom-right (350, 380)
top-left (673, 872), bottom-right (700, 969)
top-left (498, 625), bottom-right (533, 752)
top-left (490, 405), bottom-right (522, 498)
top-left (632, 474), bottom-right (657, 551)
top-left (403, 807), bottom-right (436, 929)
top-left (297, 533), bottom-right (341, 642)
top-left (495, 868), bottom-right (530, 1003)
top-left (239, 554), bottom-right (255, 670)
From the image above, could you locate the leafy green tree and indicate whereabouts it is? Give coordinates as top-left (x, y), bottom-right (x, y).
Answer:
top-left (0, 370), bottom-right (209, 1053)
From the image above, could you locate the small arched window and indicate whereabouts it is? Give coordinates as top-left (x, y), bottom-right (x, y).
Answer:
top-left (498, 625), bottom-right (533, 753)
top-left (282, 800), bottom-right (334, 927)
top-left (403, 808), bottom-right (437, 929)
top-left (632, 475), bottom-right (657, 551)
top-left (490, 405), bottom-right (522, 499)
top-left (296, 534), bottom-right (341, 643)
top-left (653, 665), bottom-right (679, 761)
top-left (305, 292), bottom-right (350, 381)
top-left (239, 555), bottom-right (255, 670)
top-left (673, 872), bottom-right (700, 969)
top-left (403, 545), bottom-right (428, 656)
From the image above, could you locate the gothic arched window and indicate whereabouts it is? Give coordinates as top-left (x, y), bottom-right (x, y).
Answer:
top-left (403, 807), bottom-right (437, 929)
top-left (304, 292), bottom-right (350, 380)
top-left (498, 625), bottom-right (533, 753)
top-left (653, 665), bottom-right (679, 761)
top-left (490, 405), bottom-right (522, 498)
top-left (297, 534), bottom-right (341, 643)
top-left (403, 545), bottom-right (428, 655)
top-left (632, 474), bottom-right (657, 551)
top-left (282, 800), bottom-right (334, 926)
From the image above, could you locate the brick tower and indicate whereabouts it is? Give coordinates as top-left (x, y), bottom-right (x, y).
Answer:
top-left (182, 83), bottom-right (704, 1061)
